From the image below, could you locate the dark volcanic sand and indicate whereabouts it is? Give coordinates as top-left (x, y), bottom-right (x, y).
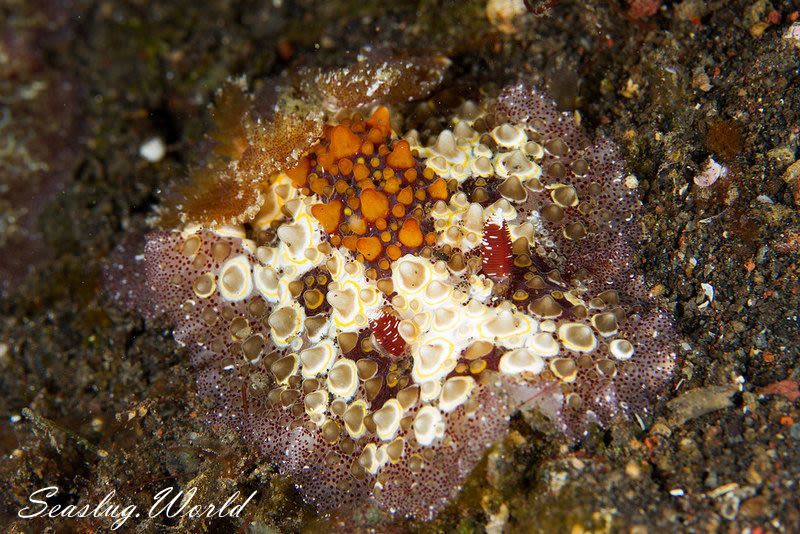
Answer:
top-left (1, 0), bottom-right (799, 531)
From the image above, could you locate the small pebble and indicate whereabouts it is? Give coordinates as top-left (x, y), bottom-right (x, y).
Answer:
top-left (784, 21), bottom-right (800, 46)
top-left (139, 137), bottom-right (166, 162)
top-left (694, 158), bottom-right (727, 187)
top-left (667, 385), bottom-right (737, 427)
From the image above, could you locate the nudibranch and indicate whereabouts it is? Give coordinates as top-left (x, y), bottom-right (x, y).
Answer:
top-left (111, 78), bottom-right (677, 519)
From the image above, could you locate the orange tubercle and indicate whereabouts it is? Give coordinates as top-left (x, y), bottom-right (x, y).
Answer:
top-left (329, 125), bottom-right (362, 160)
top-left (284, 108), bottom-right (440, 266)
top-left (398, 218), bottom-right (423, 248)
top-left (342, 235), bottom-right (358, 251)
top-left (360, 189), bottom-right (389, 222)
top-left (311, 200), bottom-right (343, 234)
top-left (349, 216), bottom-right (367, 235)
top-left (335, 179), bottom-right (349, 194)
top-left (386, 140), bottom-right (414, 169)
top-left (367, 127), bottom-right (385, 144)
top-left (309, 175), bottom-right (330, 196)
top-left (317, 149), bottom-right (335, 170)
top-left (353, 163), bottom-right (370, 182)
top-left (384, 176), bottom-right (402, 194)
top-left (357, 236), bottom-right (383, 261)
top-left (286, 157), bottom-right (311, 187)
top-left (397, 186), bottom-right (414, 205)
top-left (386, 244), bottom-right (402, 260)
top-left (358, 178), bottom-right (376, 190)
top-left (338, 158), bottom-right (353, 176)
top-left (427, 177), bottom-right (448, 200)
top-left (366, 106), bottom-right (392, 137)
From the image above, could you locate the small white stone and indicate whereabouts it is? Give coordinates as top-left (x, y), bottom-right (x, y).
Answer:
top-left (701, 282), bottom-right (715, 302)
top-left (694, 158), bottom-right (728, 187)
top-left (784, 21), bottom-right (800, 47)
top-left (139, 137), bottom-right (166, 162)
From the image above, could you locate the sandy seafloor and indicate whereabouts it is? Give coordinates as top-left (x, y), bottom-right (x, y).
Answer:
top-left (1, 0), bottom-right (799, 532)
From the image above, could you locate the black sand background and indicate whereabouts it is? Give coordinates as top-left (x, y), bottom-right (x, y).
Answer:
top-left (1, 0), bottom-right (799, 531)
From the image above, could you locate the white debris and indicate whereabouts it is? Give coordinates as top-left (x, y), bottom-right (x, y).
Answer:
top-left (784, 22), bottom-right (800, 47)
top-left (625, 174), bottom-right (639, 189)
top-left (139, 137), bottom-right (166, 162)
top-left (701, 283), bottom-right (715, 302)
top-left (708, 482), bottom-right (739, 499)
top-left (694, 158), bottom-right (728, 187)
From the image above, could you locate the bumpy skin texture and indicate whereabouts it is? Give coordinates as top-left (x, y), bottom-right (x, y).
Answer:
top-left (492, 84), bottom-right (676, 430)
top-left (142, 229), bottom-right (515, 518)
top-left (113, 81), bottom-right (677, 520)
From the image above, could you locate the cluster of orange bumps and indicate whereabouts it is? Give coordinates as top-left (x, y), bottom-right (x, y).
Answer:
top-left (286, 107), bottom-right (449, 268)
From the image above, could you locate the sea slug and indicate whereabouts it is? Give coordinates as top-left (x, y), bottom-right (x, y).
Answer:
top-left (107, 61), bottom-right (677, 519)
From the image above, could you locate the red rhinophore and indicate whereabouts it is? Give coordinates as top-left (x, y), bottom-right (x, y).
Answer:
top-left (481, 220), bottom-right (513, 279)
top-left (372, 312), bottom-right (406, 359)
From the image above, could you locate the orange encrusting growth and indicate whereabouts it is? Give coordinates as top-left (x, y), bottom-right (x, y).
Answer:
top-left (290, 106), bottom-right (450, 266)
top-left (208, 80), bottom-right (251, 161)
top-left (177, 166), bottom-right (262, 229)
